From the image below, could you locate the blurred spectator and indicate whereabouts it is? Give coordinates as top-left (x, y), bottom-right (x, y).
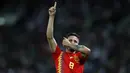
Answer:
top-left (0, 0), bottom-right (129, 73)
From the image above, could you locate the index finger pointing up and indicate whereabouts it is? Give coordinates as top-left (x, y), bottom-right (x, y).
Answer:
top-left (54, 2), bottom-right (57, 8)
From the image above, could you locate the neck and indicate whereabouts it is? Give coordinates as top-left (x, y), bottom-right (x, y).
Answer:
top-left (66, 48), bottom-right (71, 53)
top-left (66, 48), bottom-right (76, 53)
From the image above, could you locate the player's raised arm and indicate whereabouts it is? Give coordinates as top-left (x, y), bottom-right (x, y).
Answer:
top-left (46, 2), bottom-right (57, 52)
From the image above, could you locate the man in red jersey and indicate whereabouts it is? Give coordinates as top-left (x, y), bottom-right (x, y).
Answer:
top-left (46, 2), bottom-right (91, 73)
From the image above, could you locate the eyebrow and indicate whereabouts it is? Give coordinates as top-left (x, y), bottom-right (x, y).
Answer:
top-left (69, 39), bottom-right (78, 42)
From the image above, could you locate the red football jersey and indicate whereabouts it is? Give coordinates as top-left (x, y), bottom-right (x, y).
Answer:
top-left (52, 45), bottom-right (87, 73)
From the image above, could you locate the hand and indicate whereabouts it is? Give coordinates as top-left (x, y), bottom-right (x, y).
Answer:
top-left (48, 2), bottom-right (57, 16)
top-left (62, 37), bottom-right (71, 47)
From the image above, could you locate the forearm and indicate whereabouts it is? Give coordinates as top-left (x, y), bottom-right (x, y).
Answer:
top-left (69, 44), bottom-right (91, 54)
top-left (46, 16), bottom-right (55, 39)
top-left (46, 15), bottom-right (57, 52)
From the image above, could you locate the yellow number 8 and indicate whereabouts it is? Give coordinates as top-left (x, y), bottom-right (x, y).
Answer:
top-left (69, 62), bottom-right (74, 69)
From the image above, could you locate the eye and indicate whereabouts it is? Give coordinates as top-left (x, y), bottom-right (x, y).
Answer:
top-left (74, 40), bottom-right (77, 43)
top-left (69, 39), bottom-right (72, 42)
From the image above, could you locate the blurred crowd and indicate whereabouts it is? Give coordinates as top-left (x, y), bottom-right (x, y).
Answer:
top-left (0, 0), bottom-right (130, 73)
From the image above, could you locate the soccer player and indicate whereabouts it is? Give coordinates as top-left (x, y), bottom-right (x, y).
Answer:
top-left (46, 2), bottom-right (91, 73)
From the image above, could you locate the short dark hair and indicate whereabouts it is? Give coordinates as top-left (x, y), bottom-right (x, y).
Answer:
top-left (65, 33), bottom-right (80, 39)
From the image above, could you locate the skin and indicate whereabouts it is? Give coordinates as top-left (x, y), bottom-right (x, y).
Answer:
top-left (46, 2), bottom-right (91, 58)
top-left (63, 36), bottom-right (79, 53)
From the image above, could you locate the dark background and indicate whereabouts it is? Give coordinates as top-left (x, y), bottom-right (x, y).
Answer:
top-left (0, 0), bottom-right (129, 73)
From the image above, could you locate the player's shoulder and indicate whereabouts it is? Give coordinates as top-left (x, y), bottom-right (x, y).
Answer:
top-left (56, 45), bottom-right (64, 49)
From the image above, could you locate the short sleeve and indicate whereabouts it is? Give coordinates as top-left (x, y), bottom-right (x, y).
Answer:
top-left (52, 45), bottom-right (62, 59)
top-left (76, 52), bottom-right (88, 64)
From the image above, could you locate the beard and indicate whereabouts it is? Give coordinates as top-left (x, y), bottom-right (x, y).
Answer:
top-left (68, 48), bottom-right (75, 52)
top-left (63, 45), bottom-right (75, 52)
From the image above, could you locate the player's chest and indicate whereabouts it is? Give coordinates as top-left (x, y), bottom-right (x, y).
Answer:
top-left (63, 53), bottom-right (80, 68)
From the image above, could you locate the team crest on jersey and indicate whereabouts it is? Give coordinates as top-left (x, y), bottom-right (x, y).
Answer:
top-left (74, 55), bottom-right (80, 63)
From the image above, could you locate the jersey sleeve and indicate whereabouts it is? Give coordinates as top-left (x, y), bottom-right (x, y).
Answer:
top-left (76, 52), bottom-right (88, 64)
top-left (52, 45), bottom-right (62, 60)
